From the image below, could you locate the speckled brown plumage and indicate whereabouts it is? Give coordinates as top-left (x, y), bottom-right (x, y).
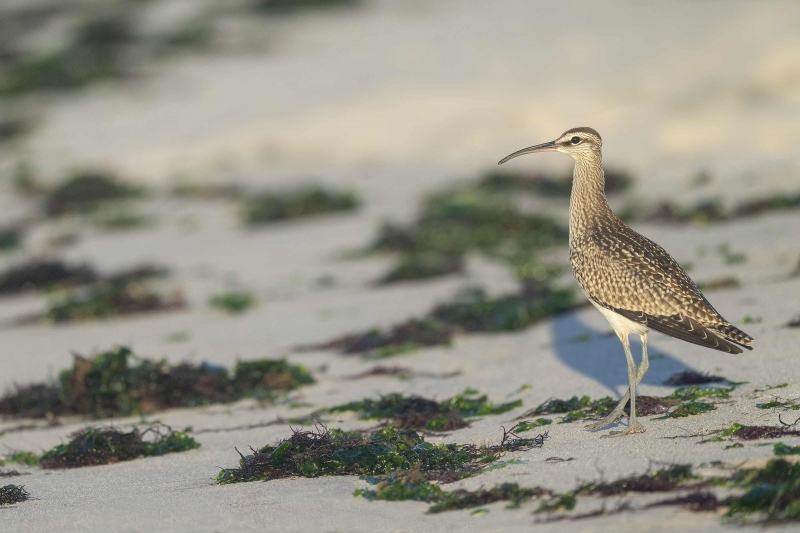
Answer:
top-left (563, 127), bottom-right (753, 354)
top-left (499, 127), bottom-right (754, 436)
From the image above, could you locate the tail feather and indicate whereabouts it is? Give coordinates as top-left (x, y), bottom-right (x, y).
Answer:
top-left (714, 323), bottom-right (754, 350)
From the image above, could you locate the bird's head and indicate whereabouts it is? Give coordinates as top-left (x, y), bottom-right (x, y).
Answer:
top-left (498, 127), bottom-right (602, 165)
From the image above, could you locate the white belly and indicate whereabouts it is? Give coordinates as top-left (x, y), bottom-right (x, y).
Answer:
top-left (589, 300), bottom-right (649, 338)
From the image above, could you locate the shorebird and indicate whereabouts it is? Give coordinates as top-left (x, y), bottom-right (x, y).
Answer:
top-left (499, 127), bottom-right (754, 437)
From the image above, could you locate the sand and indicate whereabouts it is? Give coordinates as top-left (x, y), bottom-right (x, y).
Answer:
top-left (1, 0), bottom-right (800, 531)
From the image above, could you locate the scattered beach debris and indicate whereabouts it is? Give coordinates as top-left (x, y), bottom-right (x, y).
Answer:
top-left (209, 291), bottom-right (257, 315)
top-left (216, 422), bottom-right (546, 484)
top-left (726, 458), bottom-right (800, 523)
top-left (0, 259), bottom-right (98, 295)
top-left (39, 424), bottom-right (199, 469)
top-left (254, 0), bottom-right (362, 15)
top-left (0, 346), bottom-right (315, 418)
top-left (330, 389), bottom-right (522, 431)
top-left (0, 225), bottom-right (23, 251)
top-left (242, 186), bottom-right (359, 225)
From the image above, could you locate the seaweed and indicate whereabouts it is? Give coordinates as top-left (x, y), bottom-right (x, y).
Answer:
top-left (299, 318), bottom-right (454, 359)
top-left (242, 186), bottom-right (359, 225)
top-left (430, 284), bottom-right (576, 333)
top-left (0, 346), bottom-right (315, 418)
top-left (216, 422), bottom-right (546, 484)
top-left (330, 389), bottom-right (522, 431)
top-left (624, 190), bottom-right (800, 226)
top-left (369, 188), bottom-right (568, 283)
top-left (519, 395), bottom-right (615, 423)
top-left (576, 465), bottom-right (696, 496)
top-left (357, 477), bottom-right (547, 513)
top-left (0, 484), bottom-right (29, 505)
top-left (39, 424), bottom-right (199, 469)
top-left (43, 279), bottom-right (185, 323)
top-left (378, 252), bottom-right (464, 284)
top-left (515, 419), bottom-right (553, 432)
top-left (657, 401), bottom-right (715, 419)
top-left (44, 170), bottom-right (142, 216)
top-left (718, 422), bottom-right (800, 441)
top-left (209, 291), bottom-right (256, 314)
top-left (0, 259), bottom-right (98, 295)
top-left (727, 459), bottom-right (800, 522)
top-left (0, 226), bottom-right (23, 251)
top-left (343, 366), bottom-right (461, 381)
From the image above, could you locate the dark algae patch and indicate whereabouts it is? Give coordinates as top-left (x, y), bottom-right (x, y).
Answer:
top-left (430, 284), bottom-right (576, 333)
top-left (39, 424), bottom-right (199, 469)
top-left (300, 318), bottom-right (454, 359)
top-left (209, 291), bottom-right (256, 314)
top-left (242, 185), bottom-right (359, 225)
top-left (0, 346), bottom-right (314, 418)
top-left (727, 459), bottom-right (800, 523)
top-left (330, 389), bottom-right (522, 431)
top-left (357, 475), bottom-right (548, 513)
top-left (0, 484), bottom-right (30, 505)
top-left (520, 395), bottom-right (615, 423)
top-left (369, 186), bottom-right (568, 283)
top-left (44, 170), bottom-right (142, 216)
top-left (216, 423), bottom-right (546, 484)
top-left (0, 259), bottom-right (98, 295)
top-left (43, 278), bottom-right (184, 323)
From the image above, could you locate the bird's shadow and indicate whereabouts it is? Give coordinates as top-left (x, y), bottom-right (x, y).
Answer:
top-left (550, 311), bottom-right (696, 396)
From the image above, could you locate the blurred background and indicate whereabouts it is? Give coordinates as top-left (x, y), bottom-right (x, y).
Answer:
top-left (0, 0), bottom-right (798, 388)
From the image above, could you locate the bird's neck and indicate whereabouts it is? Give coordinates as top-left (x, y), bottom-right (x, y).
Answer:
top-left (569, 153), bottom-right (613, 239)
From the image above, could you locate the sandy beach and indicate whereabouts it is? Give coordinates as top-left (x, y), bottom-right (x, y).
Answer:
top-left (2, 0), bottom-right (800, 531)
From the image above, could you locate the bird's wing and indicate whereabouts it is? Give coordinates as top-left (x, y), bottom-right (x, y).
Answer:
top-left (571, 225), bottom-right (751, 352)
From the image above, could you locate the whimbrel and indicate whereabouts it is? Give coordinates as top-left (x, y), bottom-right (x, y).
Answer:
top-left (499, 127), bottom-right (754, 437)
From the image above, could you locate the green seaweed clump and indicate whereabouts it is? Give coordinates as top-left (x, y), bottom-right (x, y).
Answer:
top-left (0, 346), bottom-right (315, 418)
top-left (577, 464), bottom-right (695, 496)
top-left (301, 318), bottom-right (453, 359)
top-left (0, 452), bottom-right (40, 467)
top-left (356, 474), bottom-right (547, 513)
top-left (209, 291), bottom-right (256, 314)
top-left (658, 401), bottom-right (716, 419)
top-left (774, 443), bottom-right (800, 456)
top-left (330, 389), bottom-right (522, 431)
top-left (430, 284), bottom-right (576, 333)
top-left (727, 459), bottom-right (800, 523)
top-left (40, 425), bottom-right (199, 469)
top-left (242, 186), bottom-right (359, 225)
top-left (216, 423), bottom-right (546, 484)
top-left (0, 484), bottom-right (29, 505)
top-left (254, 0), bottom-right (360, 14)
top-left (44, 278), bottom-right (185, 323)
top-left (665, 385), bottom-right (734, 401)
top-left (370, 189), bottom-right (568, 283)
top-left (515, 419), bottom-right (553, 432)
top-left (378, 252), bottom-right (463, 284)
top-left (44, 170), bottom-right (142, 216)
top-left (0, 226), bottom-right (22, 251)
top-left (0, 259), bottom-right (98, 296)
top-left (520, 395), bottom-right (615, 424)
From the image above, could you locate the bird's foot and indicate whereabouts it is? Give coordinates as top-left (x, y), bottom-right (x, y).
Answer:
top-left (600, 421), bottom-right (645, 438)
top-left (584, 410), bottom-right (625, 431)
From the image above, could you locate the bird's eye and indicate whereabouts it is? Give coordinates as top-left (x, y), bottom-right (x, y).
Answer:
top-left (571, 136), bottom-right (582, 145)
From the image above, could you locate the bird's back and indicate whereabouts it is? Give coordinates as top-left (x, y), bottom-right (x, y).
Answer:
top-left (570, 215), bottom-right (754, 353)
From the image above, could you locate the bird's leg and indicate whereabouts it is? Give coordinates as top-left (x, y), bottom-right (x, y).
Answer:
top-left (585, 333), bottom-right (649, 431)
top-left (603, 335), bottom-right (645, 437)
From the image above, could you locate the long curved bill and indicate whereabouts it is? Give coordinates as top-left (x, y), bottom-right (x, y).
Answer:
top-left (498, 141), bottom-right (557, 165)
